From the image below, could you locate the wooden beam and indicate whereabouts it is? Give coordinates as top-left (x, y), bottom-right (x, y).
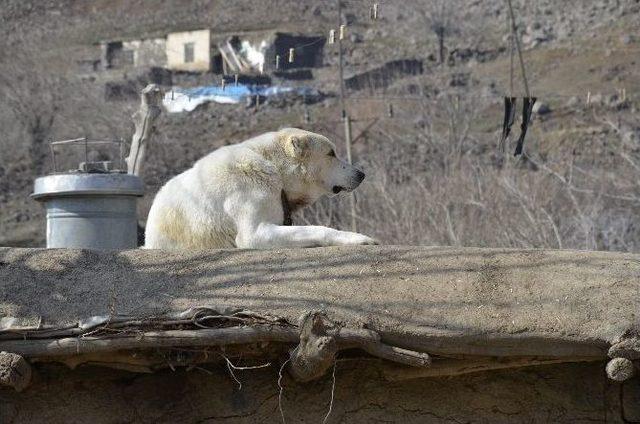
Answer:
top-left (125, 84), bottom-right (162, 176)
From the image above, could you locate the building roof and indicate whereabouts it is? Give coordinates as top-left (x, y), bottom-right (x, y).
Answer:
top-left (0, 246), bottom-right (638, 361)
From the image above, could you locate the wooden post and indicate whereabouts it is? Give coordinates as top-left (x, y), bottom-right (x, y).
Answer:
top-left (337, 0), bottom-right (357, 232)
top-left (437, 27), bottom-right (445, 65)
top-left (126, 84), bottom-right (163, 176)
top-left (344, 115), bottom-right (357, 232)
top-left (336, 0), bottom-right (346, 118)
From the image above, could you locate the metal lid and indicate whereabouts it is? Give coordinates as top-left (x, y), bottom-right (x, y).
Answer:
top-left (32, 173), bottom-right (144, 200)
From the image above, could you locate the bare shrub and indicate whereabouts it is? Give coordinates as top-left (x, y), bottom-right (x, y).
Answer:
top-left (0, 47), bottom-right (62, 177)
top-left (300, 98), bottom-right (640, 252)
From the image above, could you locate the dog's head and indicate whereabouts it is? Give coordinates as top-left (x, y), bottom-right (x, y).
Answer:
top-left (279, 128), bottom-right (365, 197)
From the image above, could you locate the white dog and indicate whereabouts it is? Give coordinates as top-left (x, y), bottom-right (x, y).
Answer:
top-left (144, 128), bottom-right (377, 249)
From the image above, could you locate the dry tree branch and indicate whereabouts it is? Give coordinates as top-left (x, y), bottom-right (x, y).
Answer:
top-left (287, 312), bottom-right (430, 382)
top-left (540, 206), bottom-right (563, 249)
top-left (1, 312), bottom-right (431, 385)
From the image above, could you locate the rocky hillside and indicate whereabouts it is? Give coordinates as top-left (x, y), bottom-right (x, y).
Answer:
top-left (0, 0), bottom-right (639, 249)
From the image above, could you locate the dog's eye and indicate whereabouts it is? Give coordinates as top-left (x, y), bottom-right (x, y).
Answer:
top-left (327, 150), bottom-right (336, 157)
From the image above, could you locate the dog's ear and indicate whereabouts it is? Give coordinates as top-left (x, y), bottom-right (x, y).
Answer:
top-left (291, 136), bottom-right (305, 154)
top-left (284, 134), bottom-right (309, 157)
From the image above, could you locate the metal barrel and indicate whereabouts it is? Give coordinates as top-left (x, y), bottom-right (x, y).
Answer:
top-left (32, 173), bottom-right (144, 249)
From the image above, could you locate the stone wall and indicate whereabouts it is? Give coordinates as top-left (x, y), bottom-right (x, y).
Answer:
top-left (124, 38), bottom-right (167, 69)
top-left (1, 361), bottom-right (638, 423)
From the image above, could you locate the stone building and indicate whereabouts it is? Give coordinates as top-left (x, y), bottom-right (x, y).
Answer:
top-left (166, 29), bottom-right (212, 72)
top-left (100, 37), bottom-right (166, 70)
top-left (96, 29), bottom-right (325, 76)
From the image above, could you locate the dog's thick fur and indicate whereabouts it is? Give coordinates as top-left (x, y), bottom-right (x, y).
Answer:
top-left (145, 128), bottom-right (377, 249)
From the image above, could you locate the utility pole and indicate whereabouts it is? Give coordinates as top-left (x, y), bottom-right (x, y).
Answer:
top-left (337, 0), bottom-right (357, 232)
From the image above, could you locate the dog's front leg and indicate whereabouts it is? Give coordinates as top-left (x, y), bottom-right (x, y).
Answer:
top-left (236, 223), bottom-right (377, 249)
top-left (229, 191), bottom-right (377, 249)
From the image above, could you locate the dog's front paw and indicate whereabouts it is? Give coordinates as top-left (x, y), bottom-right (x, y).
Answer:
top-left (336, 232), bottom-right (379, 246)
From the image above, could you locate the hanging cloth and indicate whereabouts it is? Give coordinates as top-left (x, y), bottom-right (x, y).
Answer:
top-left (514, 97), bottom-right (536, 156)
top-left (500, 97), bottom-right (517, 151)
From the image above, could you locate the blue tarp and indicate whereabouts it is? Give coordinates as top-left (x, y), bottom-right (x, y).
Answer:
top-left (163, 84), bottom-right (318, 113)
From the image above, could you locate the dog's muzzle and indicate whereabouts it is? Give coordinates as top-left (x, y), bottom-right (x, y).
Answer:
top-left (333, 169), bottom-right (365, 193)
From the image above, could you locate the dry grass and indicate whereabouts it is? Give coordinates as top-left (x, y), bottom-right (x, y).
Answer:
top-left (300, 97), bottom-right (640, 252)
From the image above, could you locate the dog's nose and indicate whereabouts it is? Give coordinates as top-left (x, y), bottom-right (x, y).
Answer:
top-left (355, 169), bottom-right (365, 183)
